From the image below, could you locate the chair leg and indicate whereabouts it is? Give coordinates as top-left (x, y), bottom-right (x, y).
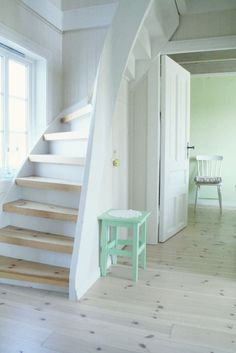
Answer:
top-left (194, 185), bottom-right (200, 212)
top-left (217, 185), bottom-right (222, 214)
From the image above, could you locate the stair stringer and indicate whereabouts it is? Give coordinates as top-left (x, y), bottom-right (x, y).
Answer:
top-left (70, 0), bottom-right (153, 300)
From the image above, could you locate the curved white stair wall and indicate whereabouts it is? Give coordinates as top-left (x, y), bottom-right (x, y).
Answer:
top-left (125, 1), bottom-right (179, 244)
top-left (70, 0), bottom-right (153, 300)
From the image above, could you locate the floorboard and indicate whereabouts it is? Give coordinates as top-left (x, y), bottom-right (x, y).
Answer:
top-left (0, 206), bottom-right (236, 353)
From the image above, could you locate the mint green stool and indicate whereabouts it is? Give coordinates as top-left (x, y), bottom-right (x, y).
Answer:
top-left (98, 210), bottom-right (150, 281)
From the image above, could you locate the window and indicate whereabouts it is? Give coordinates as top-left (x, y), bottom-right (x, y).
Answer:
top-left (0, 46), bottom-right (34, 178)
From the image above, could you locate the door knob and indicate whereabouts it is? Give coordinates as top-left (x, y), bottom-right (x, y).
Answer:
top-left (187, 143), bottom-right (195, 158)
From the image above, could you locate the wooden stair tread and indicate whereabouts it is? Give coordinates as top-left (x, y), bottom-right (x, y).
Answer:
top-left (0, 255), bottom-right (69, 287)
top-left (0, 226), bottom-right (73, 253)
top-left (3, 200), bottom-right (78, 223)
top-left (61, 104), bottom-right (92, 124)
top-left (29, 154), bottom-right (86, 165)
top-left (15, 176), bottom-right (82, 192)
top-left (44, 131), bottom-right (88, 141)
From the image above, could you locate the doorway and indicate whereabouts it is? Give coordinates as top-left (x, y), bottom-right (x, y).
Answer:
top-left (159, 49), bottom-right (236, 242)
top-left (189, 74), bottom-right (236, 208)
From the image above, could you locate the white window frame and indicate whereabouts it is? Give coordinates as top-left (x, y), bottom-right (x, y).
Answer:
top-left (0, 45), bottom-right (36, 178)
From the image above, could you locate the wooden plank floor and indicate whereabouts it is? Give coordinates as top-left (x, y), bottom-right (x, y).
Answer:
top-left (0, 206), bottom-right (236, 353)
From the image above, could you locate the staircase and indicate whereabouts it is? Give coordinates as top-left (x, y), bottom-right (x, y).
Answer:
top-left (0, 101), bottom-right (92, 292)
top-left (0, 0), bottom-right (154, 299)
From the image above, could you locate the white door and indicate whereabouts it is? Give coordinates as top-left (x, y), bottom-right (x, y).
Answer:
top-left (159, 55), bottom-right (190, 242)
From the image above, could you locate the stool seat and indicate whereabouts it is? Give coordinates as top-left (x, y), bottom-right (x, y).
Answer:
top-left (98, 209), bottom-right (150, 281)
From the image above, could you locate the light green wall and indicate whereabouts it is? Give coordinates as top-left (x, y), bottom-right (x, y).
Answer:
top-left (189, 75), bottom-right (236, 206)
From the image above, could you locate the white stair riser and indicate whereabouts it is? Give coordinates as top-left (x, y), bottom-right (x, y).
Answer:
top-left (34, 163), bottom-right (84, 183)
top-left (44, 131), bottom-right (88, 141)
top-left (0, 214), bottom-right (10, 229)
top-left (19, 187), bottom-right (80, 209)
top-left (0, 278), bottom-right (68, 293)
top-left (0, 244), bottom-right (71, 268)
top-left (8, 214), bottom-right (76, 237)
top-left (69, 114), bottom-right (91, 131)
top-left (49, 140), bottom-right (88, 157)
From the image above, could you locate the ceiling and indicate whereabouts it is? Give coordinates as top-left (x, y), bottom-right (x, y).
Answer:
top-left (44, 0), bottom-right (236, 74)
top-left (48, 0), bottom-right (236, 13)
top-left (175, 0), bottom-right (236, 15)
top-left (169, 50), bottom-right (236, 74)
top-left (169, 1), bottom-right (236, 74)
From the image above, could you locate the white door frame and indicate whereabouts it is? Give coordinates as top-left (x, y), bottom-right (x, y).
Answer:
top-left (154, 35), bottom-right (236, 242)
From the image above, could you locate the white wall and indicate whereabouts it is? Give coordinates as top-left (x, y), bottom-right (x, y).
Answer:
top-left (70, 0), bottom-right (152, 300)
top-left (62, 27), bottom-right (107, 107)
top-left (0, 0), bottom-right (63, 198)
top-left (189, 75), bottom-right (236, 207)
top-left (112, 77), bottom-right (129, 209)
top-left (128, 59), bottom-right (160, 244)
top-left (129, 75), bottom-right (148, 211)
top-left (0, 0), bottom-right (63, 123)
top-left (0, 1), bottom-right (109, 125)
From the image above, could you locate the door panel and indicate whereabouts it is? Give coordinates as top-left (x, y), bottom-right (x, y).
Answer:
top-left (159, 55), bottom-right (190, 242)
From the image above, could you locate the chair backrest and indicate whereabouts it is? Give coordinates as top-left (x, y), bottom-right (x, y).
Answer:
top-left (196, 155), bottom-right (223, 177)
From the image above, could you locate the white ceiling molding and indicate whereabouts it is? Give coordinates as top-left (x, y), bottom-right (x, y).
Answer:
top-left (168, 49), bottom-right (236, 74)
top-left (63, 3), bottom-right (118, 31)
top-left (21, 0), bottom-right (117, 31)
top-left (61, 0), bottom-right (118, 11)
top-left (179, 60), bottom-right (236, 75)
top-left (21, 0), bottom-right (63, 30)
top-left (162, 35), bottom-right (236, 55)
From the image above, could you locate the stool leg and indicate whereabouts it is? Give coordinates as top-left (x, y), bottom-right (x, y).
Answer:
top-left (111, 226), bottom-right (118, 265)
top-left (140, 221), bottom-right (146, 269)
top-left (100, 222), bottom-right (109, 276)
top-left (132, 224), bottom-right (139, 281)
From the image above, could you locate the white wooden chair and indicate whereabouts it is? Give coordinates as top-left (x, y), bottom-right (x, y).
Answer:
top-left (194, 155), bottom-right (223, 213)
